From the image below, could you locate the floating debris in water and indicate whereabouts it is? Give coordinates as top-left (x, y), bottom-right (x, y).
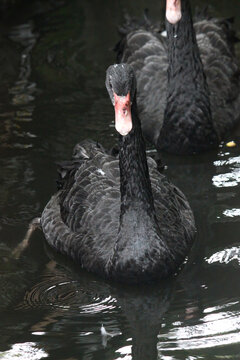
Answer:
top-left (100, 324), bottom-right (122, 347)
top-left (226, 141), bottom-right (236, 147)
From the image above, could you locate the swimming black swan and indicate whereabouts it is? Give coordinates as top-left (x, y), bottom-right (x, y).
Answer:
top-left (116, 0), bottom-right (240, 154)
top-left (41, 64), bottom-right (196, 283)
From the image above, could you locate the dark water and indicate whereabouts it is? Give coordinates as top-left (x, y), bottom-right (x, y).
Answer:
top-left (0, 0), bottom-right (240, 359)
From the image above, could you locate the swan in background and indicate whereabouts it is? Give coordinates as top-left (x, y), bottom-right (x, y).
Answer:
top-left (116, 0), bottom-right (240, 154)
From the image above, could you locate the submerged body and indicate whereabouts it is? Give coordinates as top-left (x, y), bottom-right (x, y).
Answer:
top-left (116, 0), bottom-right (240, 154)
top-left (41, 65), bottom-right (196, 283)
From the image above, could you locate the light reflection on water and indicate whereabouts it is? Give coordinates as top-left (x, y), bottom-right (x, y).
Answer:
top-left (212, 170), bottom-right (240, 188)
top-left (0, 342), bottom-right (48, 360)
top-left (158, 304), bottom-right (240, 351)
top-left (0, 0), bottom-right (240, 359)
top-left (115, 345), bottom-right (132, 360)
top-left (0, 22), bottom-right (38, 150)
top-left (213, 153), bottom-right (240, 188)
top-left (207, 247), bottom-right (240, 266)
top-left (223, 208), bottom-right (240, 218)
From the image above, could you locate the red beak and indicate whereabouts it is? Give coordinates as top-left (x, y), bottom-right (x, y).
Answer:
top-left (114, 92), bottom-right (132, 136)
top-left (166, 0), bottom-right (182, 24)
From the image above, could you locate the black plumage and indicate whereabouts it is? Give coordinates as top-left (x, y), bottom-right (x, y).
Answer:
top-left (41, 64), bottom-right (196, 283)
top-left (116, 0), bottom-right (240, 154)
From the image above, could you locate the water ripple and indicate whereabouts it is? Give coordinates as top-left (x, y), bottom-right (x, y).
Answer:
top-left (213, 154), bottom-right (240, 188)
top-left (212, 169), bottom-right (240, 188)
top-left (206, 247), bottom-right (240, 266)
top-left (158, 301), bottom-right (240, 351)
top-left (223, 208), bottom-right (240, 218)
top-left (0, 22), bottom-right (39, 149)
top-left (18, 269), bottom-right (118, 314)
top-left (0, 342), bottom-right (48, 360)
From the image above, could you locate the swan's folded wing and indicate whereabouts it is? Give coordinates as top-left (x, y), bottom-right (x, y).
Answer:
top-left (117, 29), bottom-right (168, 145)
top-left (195, 19), bottom-right (240, 135)
top-left (41, 141), bottom-right (121, 272)
top-left (149, 164), bottom-right (196, 256)
top-left (58, 142), bottom-right (121, 235)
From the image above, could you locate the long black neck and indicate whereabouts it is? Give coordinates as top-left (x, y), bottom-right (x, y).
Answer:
top-left (108, 96), bottom-right (161, 282)
top-left (159, 0), bottom-right (219, 154)
top-left (118, 96), bottom-right (156, 220)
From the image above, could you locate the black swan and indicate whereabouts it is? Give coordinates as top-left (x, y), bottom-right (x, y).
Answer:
top-left (41, 64), bottom-right (196, 283)
top-left (116, 0), bottom-right (240, 154)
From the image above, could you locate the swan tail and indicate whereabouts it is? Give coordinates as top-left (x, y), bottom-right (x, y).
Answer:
top-left (115, 9), bottom-right (162, 62)
top-left (195, 7), bottom-right (239, 47)
top-left (72, 139), bottom-right (106, 160)
top-left (217, 17), bottom-right (240, 48)
top-left (117, 9), bottom-right (160, 35)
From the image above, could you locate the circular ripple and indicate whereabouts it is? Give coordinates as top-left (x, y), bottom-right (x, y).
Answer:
top-left (22, 275), bottom-right (80, 309)
top-left (19, 270), bottom-right (117, 314)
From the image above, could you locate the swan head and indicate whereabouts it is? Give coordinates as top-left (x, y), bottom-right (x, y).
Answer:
top-left (106, 64), bottom-right (136, 136)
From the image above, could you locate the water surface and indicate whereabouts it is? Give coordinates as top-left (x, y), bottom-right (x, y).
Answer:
top-left (0, 0), bottom-right (240, 359)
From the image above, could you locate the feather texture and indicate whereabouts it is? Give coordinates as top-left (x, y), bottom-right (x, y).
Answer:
top-left (41, 139), bottom-right (195, 282)
top-left (116, 2), bottom-right (240, 154)
top-left (41, 65), bottom-right (196, 283)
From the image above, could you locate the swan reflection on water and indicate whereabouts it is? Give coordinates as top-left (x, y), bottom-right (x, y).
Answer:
top-left (14, 243), bottom-right (176, 360)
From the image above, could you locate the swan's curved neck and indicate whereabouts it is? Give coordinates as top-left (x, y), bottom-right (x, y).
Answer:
top-left (167, 0), bottom-right (204, 83)
top-left (118, 99), bottom-right (155, 219)
top-left (108, 98), bottom-right (161, 281)
top-left (160, 0), bottom-right (219, 153)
